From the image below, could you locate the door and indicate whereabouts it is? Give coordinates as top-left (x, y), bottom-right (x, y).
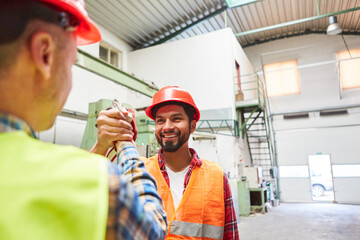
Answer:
top-left (308, 155), bottom-right (334, 201)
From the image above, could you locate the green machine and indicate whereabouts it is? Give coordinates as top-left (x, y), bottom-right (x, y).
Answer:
top-left (237, 180), bottom-right (251, 216)
top-left (80, 99), bottom-right (113, 150)
top-left (135, 112), bottom-right (158, 157)
top-left (81, 99), bottom-right (158, 157)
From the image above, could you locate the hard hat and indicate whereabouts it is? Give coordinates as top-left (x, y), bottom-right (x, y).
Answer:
top-left (145, 86), bottom-right (200, 122)
top-left (37, 0), bottom-right (101, 45)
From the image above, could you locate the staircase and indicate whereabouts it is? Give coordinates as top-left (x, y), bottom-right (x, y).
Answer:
top-left (236, 72), bottom-right (275, 181)
top-left (241, 107), bottom-right (273, 180)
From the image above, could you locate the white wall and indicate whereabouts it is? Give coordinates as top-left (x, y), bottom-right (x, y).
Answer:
top-left (128, 28), bottom-right (254, 116)
top-left (245, 34), bottom-right (360, 113)
top-left (245, 34), bottom-right (360, 203)
top-left (189, 134), bottom-right (246, 178)
top-left (275, 124), bottom-right (360, 166)
top-left (78, 23), bottom-right (133, 71)
top-left (38, 116), bottom-right (87, 148)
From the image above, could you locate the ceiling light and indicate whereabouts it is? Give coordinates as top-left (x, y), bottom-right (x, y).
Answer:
top-left (327, 16), bottom-right (342, 35)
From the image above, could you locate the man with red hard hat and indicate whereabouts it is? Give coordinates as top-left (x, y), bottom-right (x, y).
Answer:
top-left (96, 86), bottom-right (239, 239)
top-left (0, 1), bottom-right (166, 239)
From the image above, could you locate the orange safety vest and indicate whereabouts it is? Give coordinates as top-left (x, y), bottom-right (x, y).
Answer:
top-left (144, 155), bottom-right (225, 239)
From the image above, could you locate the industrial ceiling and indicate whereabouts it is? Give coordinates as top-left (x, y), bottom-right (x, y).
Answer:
top-left (86, 0), bottom-right (360, 49)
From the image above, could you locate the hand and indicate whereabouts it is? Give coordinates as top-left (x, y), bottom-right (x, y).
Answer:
top-left (127, 108), bottom-right (138, 141)
top-left (89, 108), bottom-right (134, 156)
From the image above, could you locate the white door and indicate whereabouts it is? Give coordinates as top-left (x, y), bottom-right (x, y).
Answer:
top-left (308, 155), bottom-right (334, 201)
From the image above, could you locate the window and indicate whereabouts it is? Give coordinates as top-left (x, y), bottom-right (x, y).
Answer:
top-left (99, 44), bottom-right (122, 69)
top-left (264, 60), bottom-right (300, 97)
top-left (337, 49), bottom-right (360, 90)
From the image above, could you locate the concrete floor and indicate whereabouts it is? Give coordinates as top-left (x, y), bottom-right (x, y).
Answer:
top-left (238, 203), bottom-right (360, 240)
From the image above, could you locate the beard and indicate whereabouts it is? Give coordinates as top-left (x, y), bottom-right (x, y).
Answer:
top-left (156, 130), bottom-right (189, 152)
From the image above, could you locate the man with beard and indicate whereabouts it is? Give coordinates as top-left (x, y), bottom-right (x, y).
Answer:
top-left (93, 86), bottom-right (239, 239)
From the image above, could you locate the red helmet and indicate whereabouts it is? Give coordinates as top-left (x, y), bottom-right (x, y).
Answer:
top-left (146, 86), bottom-right (200, 122)
top-left (37, 0), bottom-right (101, 45)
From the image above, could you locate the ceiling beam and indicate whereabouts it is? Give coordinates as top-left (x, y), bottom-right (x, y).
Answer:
top-left (235, 6), bottom-right (360, 37)
top-left (225, 0), bottom-right (259, 8)
top-left (146, 4), bottom-right (228, 48)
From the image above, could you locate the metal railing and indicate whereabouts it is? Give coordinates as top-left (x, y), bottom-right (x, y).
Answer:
top-left (234, 73), bottom-right (266, 109)
top-left (196, 119), bottom-right (239, 137)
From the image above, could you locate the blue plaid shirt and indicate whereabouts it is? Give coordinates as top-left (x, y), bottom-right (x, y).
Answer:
top-left (0, 113), bottom-right (167, 240)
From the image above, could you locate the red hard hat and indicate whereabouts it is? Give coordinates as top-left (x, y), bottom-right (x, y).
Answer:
top-left (146, 86), bottom-right (200, 122)
top-left (37, 0), bottom-right (101, 45)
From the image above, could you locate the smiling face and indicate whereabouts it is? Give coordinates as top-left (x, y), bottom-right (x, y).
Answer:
top-left (155, 104), bottom-right (196, 153)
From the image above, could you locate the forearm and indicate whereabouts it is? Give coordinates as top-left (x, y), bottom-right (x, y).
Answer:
top-left (116, 142), bottom-right (167, 238)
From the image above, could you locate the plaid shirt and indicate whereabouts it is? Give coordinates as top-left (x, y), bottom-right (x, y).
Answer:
top-left (0, 113), bottom-right (167, 240)
top-left (158, 148), bottom-right (240, 240)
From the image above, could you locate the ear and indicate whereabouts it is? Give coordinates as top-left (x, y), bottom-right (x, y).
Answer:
top-left (29, 32), bottom-right (55, 80)
top-left (190, 120), bottom-right (196, 134)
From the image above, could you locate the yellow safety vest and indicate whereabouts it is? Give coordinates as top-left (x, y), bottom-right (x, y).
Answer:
top-left (0, 131), bottom-right (108, 240)
top-left (144, 155), bottom-right (225, 240)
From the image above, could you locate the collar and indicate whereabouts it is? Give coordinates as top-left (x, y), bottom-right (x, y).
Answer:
top-left (0, 113), bottom-right (37, 138)
top-left (157, 148), bottom-right (202, 171)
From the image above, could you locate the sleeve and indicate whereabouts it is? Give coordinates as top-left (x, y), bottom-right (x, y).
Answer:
top-left (223, 175), bottom-right (240, 240)
top-left (106, 142), bottom-right (167, 240)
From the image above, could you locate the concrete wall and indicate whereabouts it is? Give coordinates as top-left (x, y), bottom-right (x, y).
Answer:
top-left (245, 34), bottom-right (360, 203)
top-left (128, 28), bottom-right (255, 114)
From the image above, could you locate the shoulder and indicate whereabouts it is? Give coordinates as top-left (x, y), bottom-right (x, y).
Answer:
top-left (13, 132), bottom-right (106, 164)
top-left (201, 159), bottom-right (223, 172)
top-left (43, 141), bottom-right (106, 161)
top-left (1, 132), bottom-right (108, 185)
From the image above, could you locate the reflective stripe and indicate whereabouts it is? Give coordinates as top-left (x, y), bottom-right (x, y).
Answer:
top-left (170, 220), bottom-right (224, 239)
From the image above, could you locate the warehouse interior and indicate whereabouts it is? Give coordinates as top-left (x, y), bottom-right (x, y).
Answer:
top-left (37, 0), bottom-right (360, 239)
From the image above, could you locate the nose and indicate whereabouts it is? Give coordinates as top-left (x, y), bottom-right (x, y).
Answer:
top-left (163, 119), bottom-right (174, 131)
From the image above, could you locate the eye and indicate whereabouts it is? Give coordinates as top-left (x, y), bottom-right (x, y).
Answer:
top-left (156, 118), bottom-right (164, 124)
top-left (173, 117), bottom-right (182, 122)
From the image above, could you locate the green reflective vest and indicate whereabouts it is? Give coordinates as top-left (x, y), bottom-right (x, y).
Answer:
top-left (0, 131), bottom-right (108, 240)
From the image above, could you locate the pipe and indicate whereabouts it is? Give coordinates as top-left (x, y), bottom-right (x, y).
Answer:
top-left (270, 104), bottom-right (360, 117)
top-left (235, 6), bottom-right (360, 37)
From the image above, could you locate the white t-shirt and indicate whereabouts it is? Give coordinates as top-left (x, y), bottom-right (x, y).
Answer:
top-left (165, 165), bottom-right (190, 209)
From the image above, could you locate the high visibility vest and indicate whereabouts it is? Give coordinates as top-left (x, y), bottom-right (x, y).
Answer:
top-left (0, 131), bottom-right (108, 240)
top-left (144, 155), bottom-right (225, 240)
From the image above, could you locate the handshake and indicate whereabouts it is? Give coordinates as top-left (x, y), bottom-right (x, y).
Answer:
top-left (90, 99), bottom-right (138, 156)
top-left (111, 99), bottom-right (138, 142)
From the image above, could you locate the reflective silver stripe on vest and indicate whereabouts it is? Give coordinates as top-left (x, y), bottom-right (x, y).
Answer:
top-left (170, 220), bottom-right (224, 239)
